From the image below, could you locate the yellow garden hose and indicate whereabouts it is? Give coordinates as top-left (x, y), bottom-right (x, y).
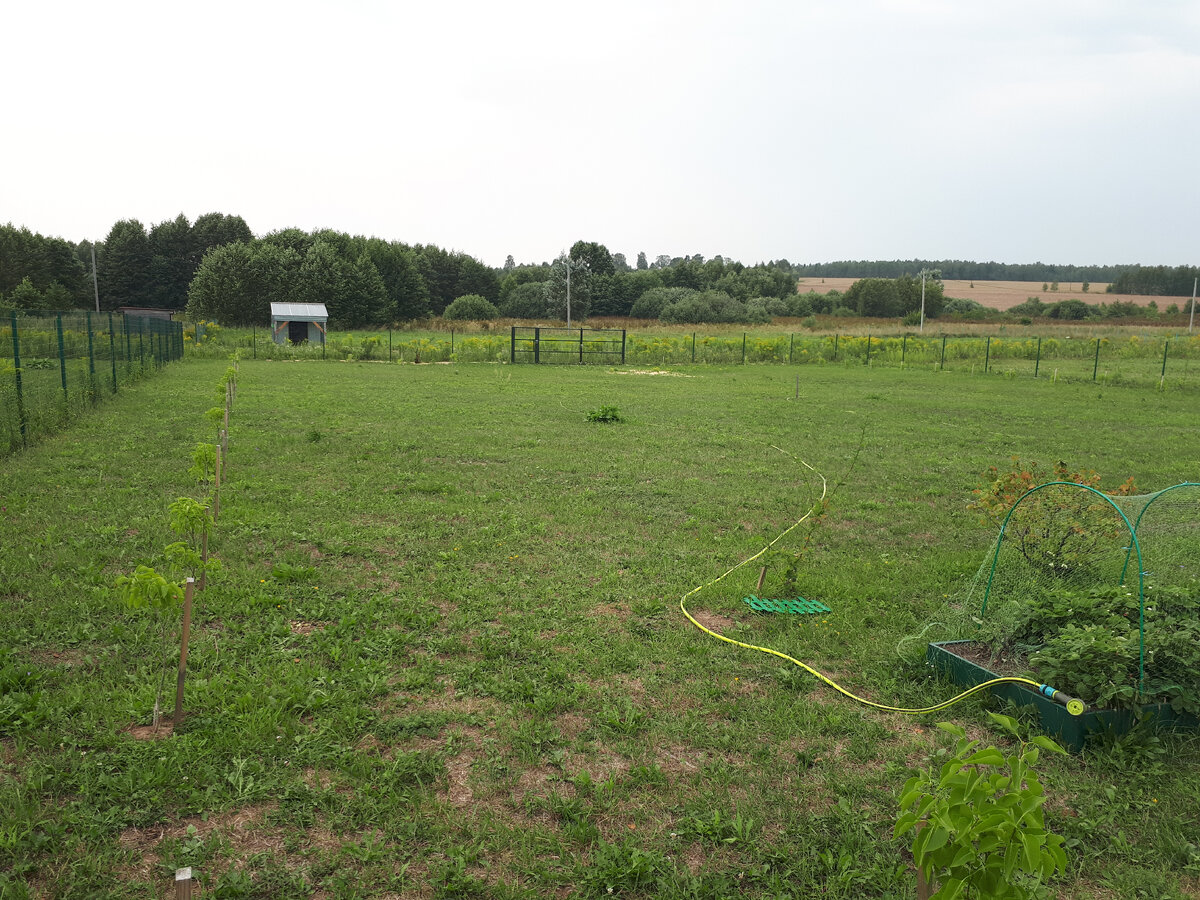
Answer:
top-left (679, 454), bottom-right (1087, 717)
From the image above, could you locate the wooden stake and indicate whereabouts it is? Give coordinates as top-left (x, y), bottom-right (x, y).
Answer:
top-left (214, 445), bottom-right (221, 522)
top-left (175, 867), bottom-right (194, 899)
top-left (174, 578), bottom-right (195, 725)
top-left (199, 531), bottom-right (208, 591)
top-left (756, 566), bottom-right (767, 594)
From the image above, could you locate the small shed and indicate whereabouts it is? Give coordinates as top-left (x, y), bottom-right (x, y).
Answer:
top-left (270, 303), bottom-right (328, 346)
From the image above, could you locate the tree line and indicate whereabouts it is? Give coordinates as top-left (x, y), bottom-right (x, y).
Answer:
top-left (1107, 265), bottom-right (1199, 297)
top-left (791, 259), bottom-right (1128, 284)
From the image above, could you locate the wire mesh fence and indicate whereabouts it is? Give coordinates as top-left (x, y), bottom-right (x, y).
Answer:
top-left (1, 310), bottom-right (184, 455)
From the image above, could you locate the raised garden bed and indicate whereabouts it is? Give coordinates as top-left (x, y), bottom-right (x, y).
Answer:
top-left (927, 640), bottom-right (1198, 752)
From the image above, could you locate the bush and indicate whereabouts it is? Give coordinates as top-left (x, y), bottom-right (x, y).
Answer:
top-left (630, 287), bottom-right (694, 320)
top-left (443, 294), bottom-right (499, 321)
top-left (497, 282), bottom-right (547, 319)
top-left (660, 290), bottom-right (762, 324)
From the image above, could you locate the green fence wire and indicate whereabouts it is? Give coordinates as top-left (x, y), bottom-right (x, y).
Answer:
top-left (1, 310), bottom-right (184, 455)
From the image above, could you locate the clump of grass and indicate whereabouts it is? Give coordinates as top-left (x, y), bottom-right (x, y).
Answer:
top-left (586, 405), bottom-right (623, 423)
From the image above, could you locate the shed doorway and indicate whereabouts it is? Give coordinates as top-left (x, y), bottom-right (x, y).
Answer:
top-left (288, 321), bottom-right (308, 344)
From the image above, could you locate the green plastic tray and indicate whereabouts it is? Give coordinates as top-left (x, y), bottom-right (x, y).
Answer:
top-left (742, 596), bottom-right (831, 615)
top-left (927, 640), bottom-right (1197, 752)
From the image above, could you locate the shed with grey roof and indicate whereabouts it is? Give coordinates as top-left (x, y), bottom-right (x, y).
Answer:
top-left (270, 303), bottom-right (329, 346)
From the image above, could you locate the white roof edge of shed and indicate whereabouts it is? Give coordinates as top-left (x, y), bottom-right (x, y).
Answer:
top-left (269, 303), bottom-right (329, 320)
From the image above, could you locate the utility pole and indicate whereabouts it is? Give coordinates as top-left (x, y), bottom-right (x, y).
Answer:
top-left (91, 244), bottom-right (101, 313)
top-left (917, 268), bottom-right (940, 333)
top-left (1190, 276), bottom-right (1197, 334)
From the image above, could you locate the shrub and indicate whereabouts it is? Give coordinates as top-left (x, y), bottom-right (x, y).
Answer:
top-left (497, 282), bottom-right (547, 318)
top-left (443, 294), bottom-right (499, 321)
top-left (630, 286), bottom-right (693, 320)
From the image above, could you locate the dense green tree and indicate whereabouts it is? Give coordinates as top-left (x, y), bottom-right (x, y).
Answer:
top-left (503, 255), bottom-right (516, 273)
top-left (498, 282), bottom-right (548, 318)
top-left (636, 251), bottom-right (648, 270)
top-left (844, 278), bottom-right (900, 317)
top-left (0, 224), bottom-right (91, 307)
top-left (98, 219), bottom-right (152, 309)
top-left (630, 286), bottom-right (694, 319)
top-left (186, 242), bottom-right (300, 325)
top-left (543, 252), bottom-right (591, 321)
top-left (612, 252), bottom-right (630, 273)
top-left (365, 239), bottom-right (430, 321)
top-left (147, 214), bottom-right (194, 309)
top-left (260, 228), bottom-right (315, 258)
top-left (8, 277), bottom-right (43, 310)
top-left (443, 294), bottom-right (499, 320)
top-left (569, 240), bottom-right (614, 277)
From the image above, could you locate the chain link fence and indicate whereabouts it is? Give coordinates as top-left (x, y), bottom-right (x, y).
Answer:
top-left (1, 310), bottom-right (184, 455)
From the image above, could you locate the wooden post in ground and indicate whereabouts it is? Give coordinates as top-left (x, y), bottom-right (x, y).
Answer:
top-left (214, 445), bottom-right (222, 522)
top-left (199, 532), bottom-right (208, 591)
top-left (756, 567), bottom-right (767, 595)
top-left (174, 578), bottom-right (195, 725)
top-left (175, 867), bottom-right (193, 899)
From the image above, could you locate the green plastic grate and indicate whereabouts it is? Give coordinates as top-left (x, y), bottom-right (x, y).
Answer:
top-left (741, 595), bottom-right (831, 615)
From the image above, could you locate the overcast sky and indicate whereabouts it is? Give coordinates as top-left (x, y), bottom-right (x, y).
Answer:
top-left (3, 0), bottom-right (1197, 268)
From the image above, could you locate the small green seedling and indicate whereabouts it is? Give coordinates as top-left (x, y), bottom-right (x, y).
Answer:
top-left (895, 713), bottom-right (1068, 899)
top-left (115, 565), bottom-right (184, 730)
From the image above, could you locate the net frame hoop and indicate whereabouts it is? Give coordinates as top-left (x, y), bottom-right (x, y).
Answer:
top-left (1118, 482), bottom-right (1200, 584)
top-left (979, 480), bottom-right (1146, 694)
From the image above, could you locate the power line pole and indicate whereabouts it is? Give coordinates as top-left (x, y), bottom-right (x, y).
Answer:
top-left (1190, 276), bottom-right (1196, 334)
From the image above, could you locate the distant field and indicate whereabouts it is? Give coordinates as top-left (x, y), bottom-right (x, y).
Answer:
top-left (795, 277), bottom-right (1195, 312)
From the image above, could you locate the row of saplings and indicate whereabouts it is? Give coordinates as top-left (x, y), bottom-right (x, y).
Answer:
top-left (114, 364), bottom-right (235, 734)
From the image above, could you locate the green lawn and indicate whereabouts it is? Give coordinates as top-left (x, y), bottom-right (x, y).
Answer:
top-left (1, 359), bottom-right (1197, 898)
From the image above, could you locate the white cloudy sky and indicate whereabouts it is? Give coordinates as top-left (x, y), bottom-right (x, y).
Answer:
top-left (3, 0), bottom-right (1197, 268)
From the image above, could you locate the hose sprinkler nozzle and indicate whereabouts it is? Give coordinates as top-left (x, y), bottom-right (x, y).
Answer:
top-left (1039, 684), bottom-right (1087, 716)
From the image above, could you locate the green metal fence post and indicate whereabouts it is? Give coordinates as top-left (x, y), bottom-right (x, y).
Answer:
top-left (534, 327), bottom-right (540, 364)
top-left (865, 332), bottom-right (872, 366)
top-left (138, 320), bottom-right (145, 371)
top-left (1161, 339), bottom-right (1169, 379)
top-left (108, 312), bottom-right (118, 393)
top-left (741, 332), bottom-right (746, 364)
top-left (984, 336), bottom-right (991, 373)
top-left (579, 328), bottom-right (584, 364)
top-left (691, 332), bottom-right (696, 363)
top-left (452, 329), bottom-right (456, 355)
top-left (1034, 336), bottom-right (1041, 377)
top-left (833, 334), bottom-right (838, 361)
top-left (86, 312), bottom-right (97, 400)
top-left (621, 329), bottom-right (627, 364)
top-left (789, 332), bottom-right (795, 364)
top-left (1093, 338), bottom-right (1101, 381)
top-left (389, 327), bottom-right (393, 362)
top-left (252, 323), bottom-right (257, 359)
top-left (56, 314), bottom-right (67, 404)
top-left (10, 313), bottom-right (26, 445)
top-left (940, 335), bottom-right (947, 370)
top-left (124, 315), bottom-right (132, 376)
top-left (901, 333), bottom-right (907, 367)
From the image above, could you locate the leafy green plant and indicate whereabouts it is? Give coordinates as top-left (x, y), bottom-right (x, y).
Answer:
top-left (188, 442), bottom-right (217, 484)
top-left (586, 405), bottom-right (623, 423)
top-left (115, 564), bottom-right (184, 729)
top-left (968, 459), bottom-right (1136, 576)
top-left (895, 715), bottom-right (1068, 899)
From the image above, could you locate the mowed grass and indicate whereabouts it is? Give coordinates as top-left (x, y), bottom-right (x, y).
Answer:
top-left (1, 359), bottom-right (1198, 898)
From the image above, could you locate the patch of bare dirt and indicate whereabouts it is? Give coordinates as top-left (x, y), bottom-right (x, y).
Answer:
top-left (588, 602), bottom-right (630, 622)
top-left (118, 805), bottom-right (277, 882)
top-left (289, 620), bottom-right (324, 636)
top-left (688, 610), bottom-right (737, 632)
top-left (123, 720), bottom-right (175, 741)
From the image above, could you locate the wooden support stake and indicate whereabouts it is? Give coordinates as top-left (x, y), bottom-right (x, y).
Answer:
top-left (199, 531), bottom-right (208, 591)
top-left (175, 867), bottom-right (193, 899)
top-left (214, 445), bottom-right (221, 522)
top-left (174, 578), bottom-right (195, 726)
top-left (756, 566), bottom-right (767, 594)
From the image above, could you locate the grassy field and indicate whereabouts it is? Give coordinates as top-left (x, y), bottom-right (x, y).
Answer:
top-left (1, 359), bottom-right (1199, 898)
